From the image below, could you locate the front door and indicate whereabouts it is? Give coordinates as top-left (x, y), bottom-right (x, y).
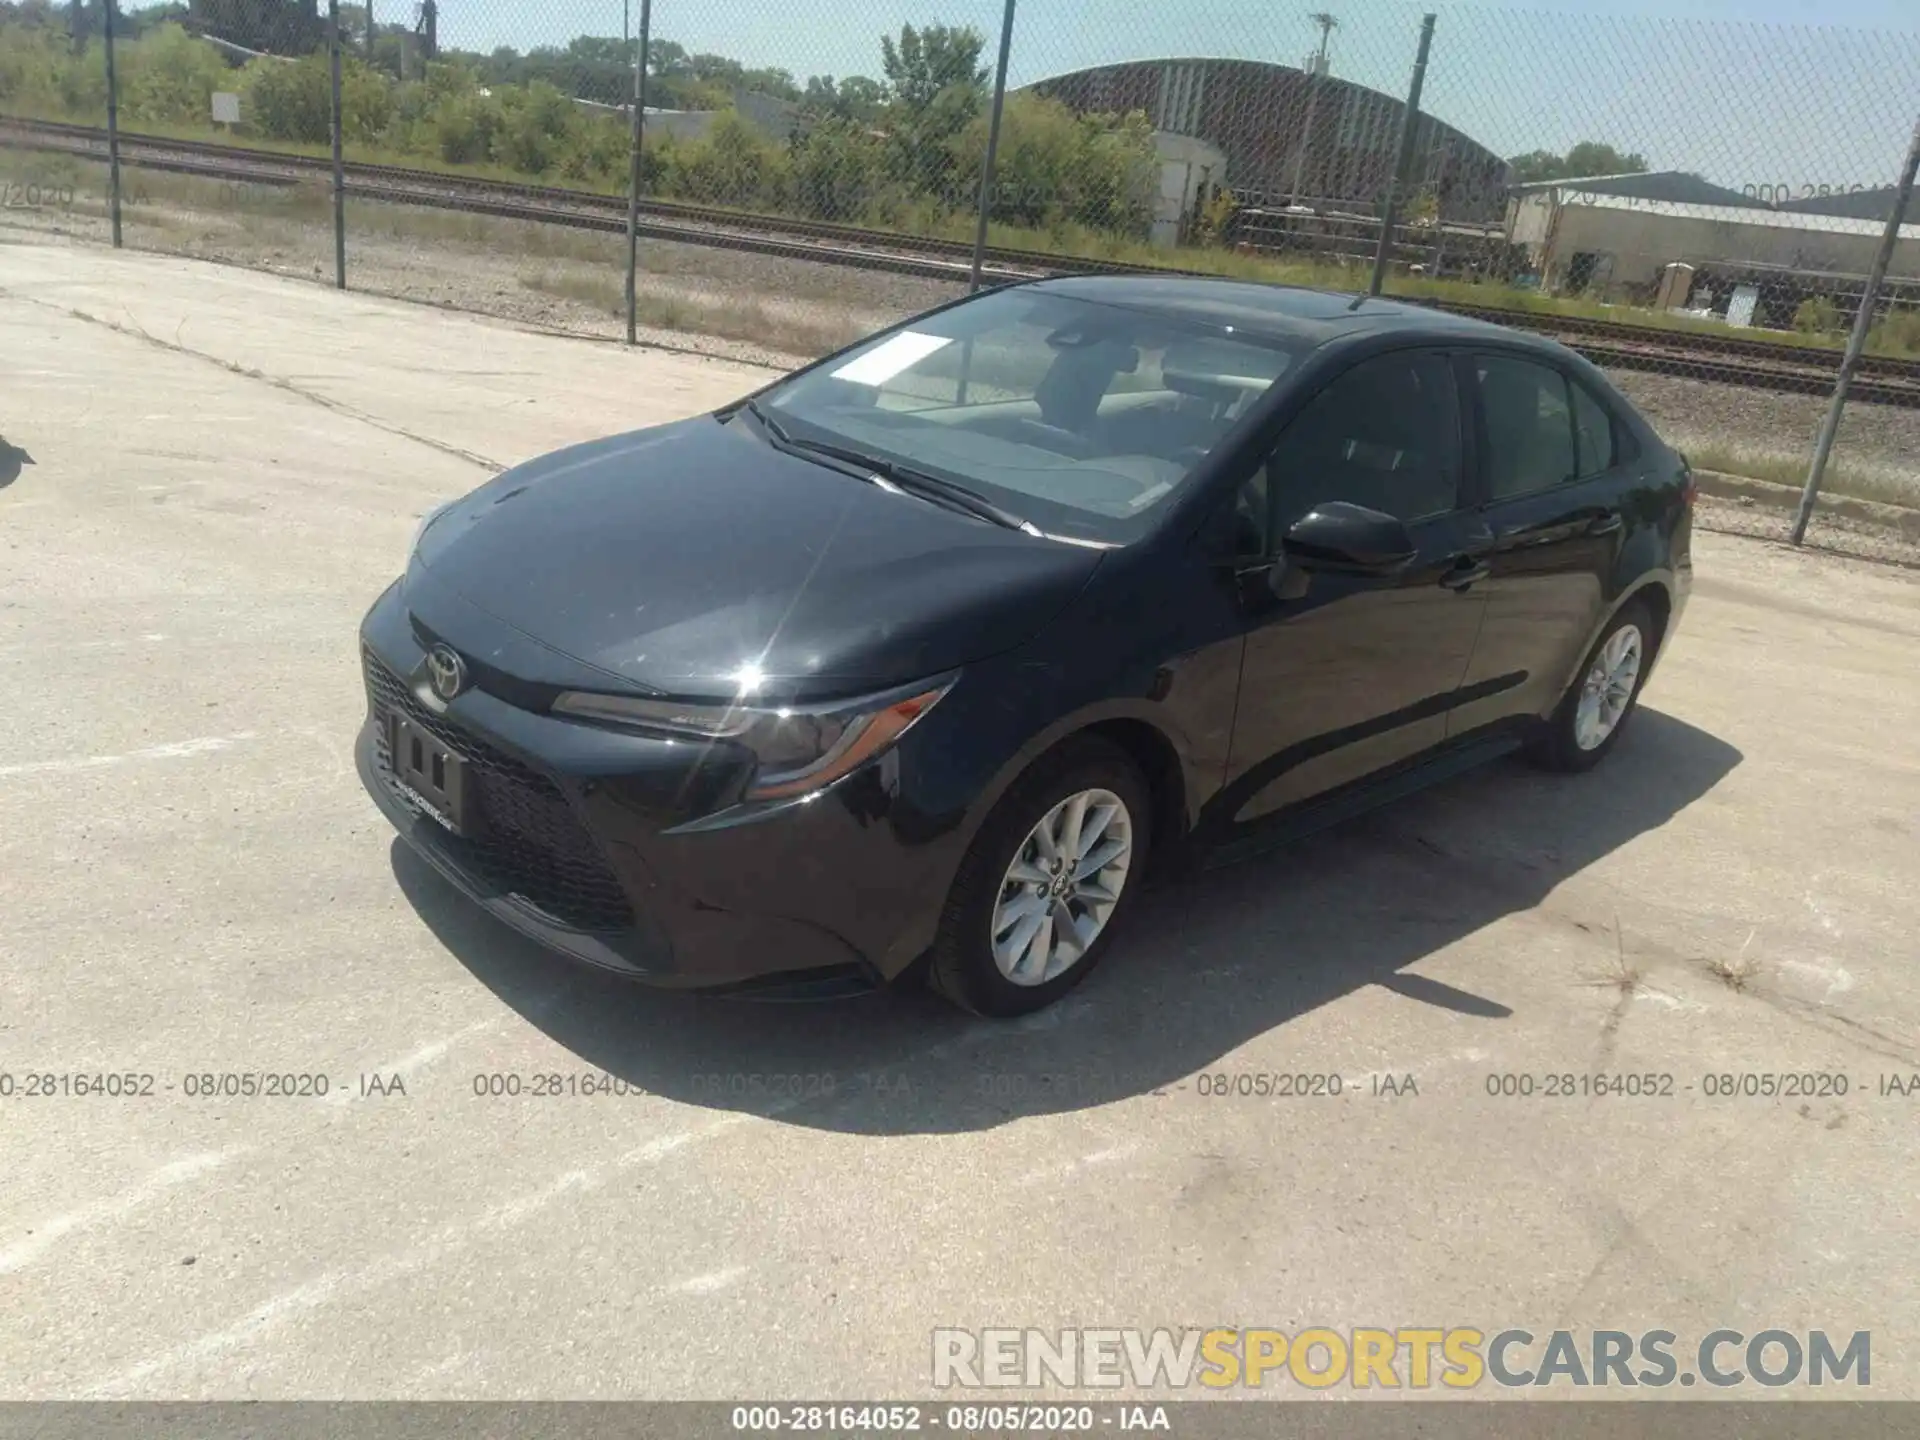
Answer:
top-left (1218, 347), bottom-right (1490, 828)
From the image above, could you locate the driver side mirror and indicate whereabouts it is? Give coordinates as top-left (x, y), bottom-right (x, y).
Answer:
top-left (1281, 501), bottom-right (1418, 576)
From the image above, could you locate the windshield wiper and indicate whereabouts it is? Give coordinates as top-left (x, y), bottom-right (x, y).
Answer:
top-left (741, 396), bottom-right (795, 447)
top-left (741, 399), bottom-right (1039, 535)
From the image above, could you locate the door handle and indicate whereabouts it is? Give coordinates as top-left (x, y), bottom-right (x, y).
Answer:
top-left (1586, 509), bottom-right (1623, 536)
top-left (1439, 556), bottom-right (1491, 592)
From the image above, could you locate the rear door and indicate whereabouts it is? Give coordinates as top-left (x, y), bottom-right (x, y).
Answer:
top-left (1447, 349), bottom-right (1639, 737)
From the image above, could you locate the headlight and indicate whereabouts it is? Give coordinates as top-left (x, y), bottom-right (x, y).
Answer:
top-left (550, 677), bottom-right (953, 801)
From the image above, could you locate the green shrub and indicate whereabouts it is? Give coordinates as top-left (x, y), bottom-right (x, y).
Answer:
top-left (120, 24), bottom-right (231, 126)
top-left (432, 90), bottom-right (502, 166)
top-left (0, 21), bottom-right (93, 118)
top-left (490, 81), bottom-right (577, 175)
top-left (338, 60), bottom-right (394, 146)
top-left (1868, 306), bottom-right (1920, 357)
top-left (1792, 296), bottom-right (1839, 334)
top-left (946, 95), bottom-right (1155, 236)
top-left (668, 110), bottom-right (786, 208)
top-left (788, 119), bottom-right (890, 221)
top-left (558, 114), bottom-right (630, 184)
top-left (242, 55), bottom-right (332, 143)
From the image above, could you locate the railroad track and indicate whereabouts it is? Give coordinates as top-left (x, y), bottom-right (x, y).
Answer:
top-left (9, 116), bottom-right (1920, 408)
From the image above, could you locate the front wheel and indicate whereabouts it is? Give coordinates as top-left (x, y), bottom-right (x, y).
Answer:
top-left (1528, 600), bottom-right (1654, 773)
top-left (928, 738), bottom-right (1151, 1018)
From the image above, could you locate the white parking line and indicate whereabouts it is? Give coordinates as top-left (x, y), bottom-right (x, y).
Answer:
top-left (319, 1018), bottom-right (508, 1108)
top-left (79, 1027), bottom-right (989, 1394)
top-left (80, 1113), bottom-right (758, 1397)
top-left (1015, 1140), bottom-right (1142, 1188)
top-left (0, 1149), bottom-right (251, 1276)
top-left (0, 733), bottom-right (256, 778)
top-left (671, 1265), bottom-right (751, 1295)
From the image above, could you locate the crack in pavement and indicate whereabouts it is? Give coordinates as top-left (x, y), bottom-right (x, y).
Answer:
top-left (1, 286), bottom-right (507, 475)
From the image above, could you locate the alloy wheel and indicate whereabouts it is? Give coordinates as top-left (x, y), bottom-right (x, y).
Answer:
top-left (989, 787), bottom-right (1134, 987)
top-left (1574, 623), bottom-right (1643, 751)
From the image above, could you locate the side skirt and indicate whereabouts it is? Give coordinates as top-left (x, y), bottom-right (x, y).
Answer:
top-left (1199, 729), bottom-right (1528, 872)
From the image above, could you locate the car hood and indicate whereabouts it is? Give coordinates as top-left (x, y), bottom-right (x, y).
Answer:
top-left (409, 414), bottom-right (1105, 701)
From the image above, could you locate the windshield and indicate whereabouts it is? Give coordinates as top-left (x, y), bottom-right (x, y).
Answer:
top-left (757, 288), bottom-right (1301, 545)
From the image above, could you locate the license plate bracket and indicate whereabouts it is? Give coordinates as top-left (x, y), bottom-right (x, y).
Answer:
top-left (381, 708), bottom-right (480, 837)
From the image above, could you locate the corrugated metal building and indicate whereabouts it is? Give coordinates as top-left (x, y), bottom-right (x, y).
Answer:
top-left (1506, 171), bottom-right (1920, 313)
top-left (1021, 58), bottom-right (1509, 222)
top-left (1776, 186), bottom-right (1920, 224)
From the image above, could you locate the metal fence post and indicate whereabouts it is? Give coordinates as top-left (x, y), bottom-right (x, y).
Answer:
top-left (1368, 13), bottom-right (1435, 298)
top-left (625, 0), bottom-right (653, 345)
top-left (1790, 112), bottom-right (1920, 546)
top-left (328, 0), bottom-right (346, 289)
top-left (102, 0), bottom-right (123, 247)
top-left (968, 0), bottom-right (1017, 294)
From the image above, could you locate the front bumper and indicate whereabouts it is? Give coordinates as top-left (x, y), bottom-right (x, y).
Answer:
top-left (354, 582), bottom-right (962, 993)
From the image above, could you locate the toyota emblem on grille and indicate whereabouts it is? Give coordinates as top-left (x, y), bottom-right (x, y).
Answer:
top-left (425, 644), bottom-right (468, 701)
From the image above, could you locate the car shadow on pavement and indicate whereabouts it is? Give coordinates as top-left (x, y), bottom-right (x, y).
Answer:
top-left (0, 435), bottom-right (34, 489)
top-left (393, 707), bottom-right (1742, 1135)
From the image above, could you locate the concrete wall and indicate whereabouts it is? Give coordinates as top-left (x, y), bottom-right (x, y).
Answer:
top-left (1506, 192), bottom-right (1920, 297)
top-left (1536, 203), bottom-right (1920, 292)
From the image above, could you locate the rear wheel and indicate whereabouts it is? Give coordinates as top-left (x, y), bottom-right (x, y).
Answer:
top-left (1528, 600), bottom-right (1653, 773)
top-left (928, 738), bottom-right (1151, 1018)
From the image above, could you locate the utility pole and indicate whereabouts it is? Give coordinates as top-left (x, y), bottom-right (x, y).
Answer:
top-left (102, 0), bottom-right (121, 247)
top-left (1287, 13), bottom-right (1338, 202)
top-left (1369, 13), bottom-right (1435, 297)
top-left (1791, 112), bottom-right (1920, 545)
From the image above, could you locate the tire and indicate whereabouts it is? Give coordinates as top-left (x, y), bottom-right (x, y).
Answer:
top-left (1527, 599), bottom-right (1655, 774)
top-left (928, 737), bottom-right (1152, 1018)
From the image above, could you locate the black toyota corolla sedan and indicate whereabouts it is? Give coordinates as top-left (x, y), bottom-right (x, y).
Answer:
top-left (356, 274), bottom-right (1693, 1016)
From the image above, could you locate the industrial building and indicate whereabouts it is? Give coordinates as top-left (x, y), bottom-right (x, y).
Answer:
top-left (1021, 58), bottom-right (1510, 228)
top-left (1504, 171), bottom-right (1920, 324)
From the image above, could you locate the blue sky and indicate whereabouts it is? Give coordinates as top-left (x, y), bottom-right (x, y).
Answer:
top-left (437, 0), bottom-right (1920, 188)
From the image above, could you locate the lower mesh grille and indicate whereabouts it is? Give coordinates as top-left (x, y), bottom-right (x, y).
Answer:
top-left (362, 646), bottom-right (636, 932)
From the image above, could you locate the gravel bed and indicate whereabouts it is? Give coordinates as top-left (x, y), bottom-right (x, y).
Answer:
top-left (1694, 495), bottom-right (1920, 570)
top-left (1607, 370), bottom-right (1920, 496)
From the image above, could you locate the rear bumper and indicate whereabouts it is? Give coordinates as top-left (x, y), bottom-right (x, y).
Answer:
top-left (1651, 548), bottom-right (1692, 680)
top-left (354, 583), bottom-right (963, 993)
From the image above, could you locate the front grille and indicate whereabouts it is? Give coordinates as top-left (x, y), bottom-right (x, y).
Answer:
top-left (363, 646), bottom-right (636, 932)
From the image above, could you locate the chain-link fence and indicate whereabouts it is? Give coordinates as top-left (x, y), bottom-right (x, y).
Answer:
top-left (3, 0), bottom-right (1918, 556)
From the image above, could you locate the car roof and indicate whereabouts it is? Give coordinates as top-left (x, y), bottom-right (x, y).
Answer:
top-left (1027, 273), bottom-right (1556, 355)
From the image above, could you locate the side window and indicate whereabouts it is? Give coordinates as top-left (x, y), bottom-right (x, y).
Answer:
top-left (1570, 379), bottom-right (1616, 478)
top-left (1262, 350), bottom-right (1461, 532)
top-left (1476, 355), bottom-right (1578, 500)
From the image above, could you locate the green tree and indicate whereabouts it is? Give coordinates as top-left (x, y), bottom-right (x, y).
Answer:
top-left (1508, 141), bottom-right (1649, 185)
top-left (801, 72), bottom-right (885, 123)
top-left (875, 24), bottom-right (986, 202)
top-left (879, 23), bottom-right (984, 110)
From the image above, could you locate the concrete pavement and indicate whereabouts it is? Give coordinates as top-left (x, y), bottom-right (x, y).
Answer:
top-left (2, 238), bottom-right (1917, 1402)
